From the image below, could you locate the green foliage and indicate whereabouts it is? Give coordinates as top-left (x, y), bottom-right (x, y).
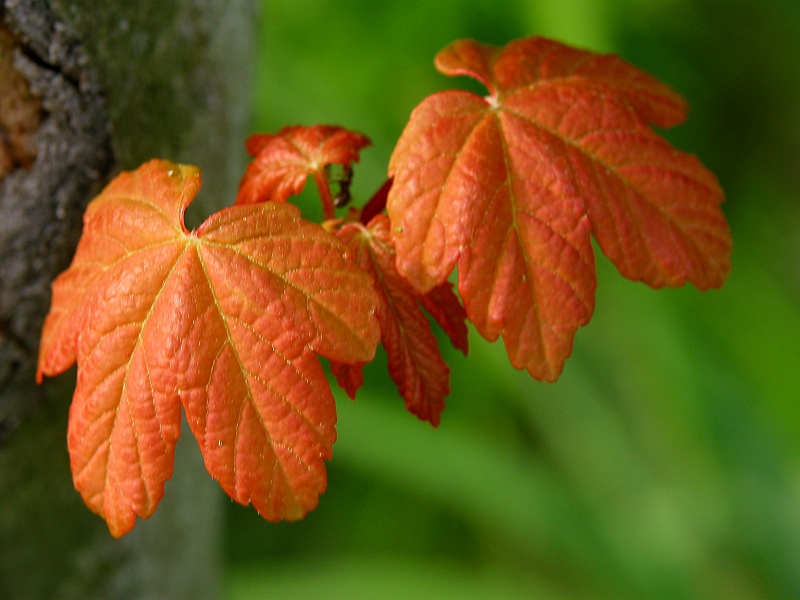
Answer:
top-left (226, 0), bottom-right (800, 597)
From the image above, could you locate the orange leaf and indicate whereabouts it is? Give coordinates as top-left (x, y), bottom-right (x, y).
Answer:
top-left (38, 159), bottom-right (380, 536)
top-left (236, 125), bottom-right (371, 205)
top-left (332, 214), bottom-right (468, 426)
top-left (387, 37), bottom-right (732, 381)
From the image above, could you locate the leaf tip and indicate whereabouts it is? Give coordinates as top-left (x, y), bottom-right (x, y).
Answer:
top-left (434, 38), bottom-right (499, 95)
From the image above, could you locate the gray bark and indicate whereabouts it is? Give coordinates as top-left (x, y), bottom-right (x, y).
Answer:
top-left (0, 0), bottom-right (255, 597)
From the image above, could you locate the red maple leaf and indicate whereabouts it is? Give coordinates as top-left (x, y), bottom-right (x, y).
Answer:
top-left (236, 124), bottom-right (371, 218)
top-left (387, 37), bottom-right (732, 381)
top-left (37, 159), bottom-right (380, 537)
top-left (331, 214), bottom-right (468, 427)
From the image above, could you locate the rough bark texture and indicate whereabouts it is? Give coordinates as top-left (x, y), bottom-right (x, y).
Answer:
top-left (0, 0), bottom-right (255, 597)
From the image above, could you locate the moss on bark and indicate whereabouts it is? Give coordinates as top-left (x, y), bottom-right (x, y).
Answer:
top-left (0, 1), bottom-right (255, 597)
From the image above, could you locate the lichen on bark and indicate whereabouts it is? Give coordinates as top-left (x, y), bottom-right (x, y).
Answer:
top-left (0, 23), bottom-right (41, 177)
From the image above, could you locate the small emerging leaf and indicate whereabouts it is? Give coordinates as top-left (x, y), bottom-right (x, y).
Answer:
top-left (388, 36), bottom-right (732, 381)
top-left (236, 124), bottom-right (371, 205)
top-left (38, 159), bottom-right (380, 536)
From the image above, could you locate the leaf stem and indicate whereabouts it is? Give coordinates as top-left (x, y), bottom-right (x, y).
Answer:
top-left (311, 168), bottom-right (337, 221)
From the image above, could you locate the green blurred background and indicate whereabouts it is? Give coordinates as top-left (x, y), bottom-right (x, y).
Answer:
top-left (225, 1), bottom-right (800, 598)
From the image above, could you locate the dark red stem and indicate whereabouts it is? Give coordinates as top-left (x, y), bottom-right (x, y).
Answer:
top-left (360, 177), bottom-right (393, 225)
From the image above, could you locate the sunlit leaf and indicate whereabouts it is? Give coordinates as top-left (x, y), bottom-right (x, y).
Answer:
top-left (387, 37), bottom-right (731, 380)
top-left (38, 159), bottom-right (380, 536)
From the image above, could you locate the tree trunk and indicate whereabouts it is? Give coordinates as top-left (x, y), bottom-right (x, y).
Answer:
top-left (0, 1), bottom-right (254, 597)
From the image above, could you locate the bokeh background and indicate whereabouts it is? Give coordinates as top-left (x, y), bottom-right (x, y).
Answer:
top-left (225, 1), bottom-right (800, 598)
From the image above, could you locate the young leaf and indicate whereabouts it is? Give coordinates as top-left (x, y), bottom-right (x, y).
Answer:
top-left (387, 36), bottom-right (732, 381)
top-left (37, 159), bottom-right (380, 537)
top-left (236, 124), bottom-right (371, 216)
top-left (418, 281), bottom-right (469, 356)
top-left (332, 214), bottom-right (468, 427)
